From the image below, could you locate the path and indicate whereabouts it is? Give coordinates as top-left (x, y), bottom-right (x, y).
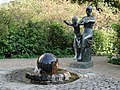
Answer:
top-left (0, 56), bottom-right (120, 90)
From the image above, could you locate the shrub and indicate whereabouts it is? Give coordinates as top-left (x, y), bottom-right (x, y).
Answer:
top-left (107, 24), bottom-right (120, 65)
top-left (45, 22), bottom-right (74, 57)
top-left (0, 0), bottom-right (119, 58)
top-left (93, 29), bottom-right (115, 55)
top-left (112, 24), bottom-right (120, 59)
top-left (108, 58), bottom-right (120, 65)
top-left (0, 19), bottom-right (74, 58)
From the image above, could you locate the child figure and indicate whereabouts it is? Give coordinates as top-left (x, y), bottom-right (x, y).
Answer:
top-left (64, 16), bottom-right (81, 60)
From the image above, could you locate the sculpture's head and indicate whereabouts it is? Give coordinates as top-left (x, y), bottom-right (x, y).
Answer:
top-left (86, 6), bottom-right (92, 16)
top-left (72, 16), bottom-right (78, 24)
top-left (37, 53), bottom-right (58, 74)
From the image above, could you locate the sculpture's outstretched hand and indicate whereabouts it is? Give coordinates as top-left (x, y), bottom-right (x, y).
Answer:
top-left (63, 20), bottom-right (67, 23)
top-left (63, 20), bottom-right (72, 26)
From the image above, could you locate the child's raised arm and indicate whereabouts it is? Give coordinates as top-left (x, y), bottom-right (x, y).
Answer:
top-left (78, 17), bottom-right (85, 25)
top-left (63, 20), bottom-right (73, 26)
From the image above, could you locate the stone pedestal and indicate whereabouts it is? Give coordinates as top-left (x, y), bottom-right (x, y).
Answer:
top-left (70, 61), bottom-right (93, 69)
top-left (80, 48), bottom-right (92, 62)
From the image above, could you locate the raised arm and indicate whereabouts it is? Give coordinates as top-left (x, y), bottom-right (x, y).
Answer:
top-left (88, 16), bottom-right (95, 23)
top-left (63, 20), bottom-right (73, 26)
top-left (78, 17), bottom-right (85, 25)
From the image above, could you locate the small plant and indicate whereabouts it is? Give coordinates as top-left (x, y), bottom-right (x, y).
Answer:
top-left (108, 58), bottom-right (120, 65)
top-left (107, 53), bottom-right (113, 60)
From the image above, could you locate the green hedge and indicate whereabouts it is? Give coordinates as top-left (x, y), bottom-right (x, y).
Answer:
top-left (112, 24), bottom-right (120, 58)
top-left (0, 6), bottom-right (117, 58)
top-left (0, 12), bottom-right (116, 58)
top-left (93, 29), bottom-right (115, 55)
top-left (0, 19), bottom-right (74, 58)
top-left (0, 21), bottom-right (116, 58)
top-left (107, 24), bottom-right (120, 65)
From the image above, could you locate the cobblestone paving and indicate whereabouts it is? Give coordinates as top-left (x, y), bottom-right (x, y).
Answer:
top-left (0, 67), bottom-right (120, 90)
top-left (0, 57), bottom-right (120, 90)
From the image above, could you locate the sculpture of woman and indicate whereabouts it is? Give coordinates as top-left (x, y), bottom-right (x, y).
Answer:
top-left (78, 6), bottom-right (95, 61)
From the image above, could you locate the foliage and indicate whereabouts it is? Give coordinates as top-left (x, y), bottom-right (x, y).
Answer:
top-left (93, 29), bottom-right (115, 55)
top-left (107, 24), bottom-right (120, 65)
top-left (0, 17), bottom-right (74, 58)
top-left (112, 24), bottom-right (120, 59)
top-left (108, 58), bottom-right (120, 65)
top-left (93, 30), bottom-right (105, 55)
top-left (0, 9), bottom-right (10, 38)
top-left (104, 0), bottom-right (120, 10)
top-left (70, 0), bottom-right (120, 10)
top-left (0, 1), bottom-right (75, 58)
top-left (0, 0), bottom-right (119, 58)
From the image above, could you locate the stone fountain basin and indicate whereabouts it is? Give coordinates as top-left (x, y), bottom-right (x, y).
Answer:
top-left (6, 68), bottom-right (79, 85)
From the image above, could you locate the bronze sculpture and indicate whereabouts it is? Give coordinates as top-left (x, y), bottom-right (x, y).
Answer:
top-left (63, 16), bottom-right (81, 60)
top-left (78, 6), bottom-right (95, 62)
top-left (64, 6), bottom-right (95, 62)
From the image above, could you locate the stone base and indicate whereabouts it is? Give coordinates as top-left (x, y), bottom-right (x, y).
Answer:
top-left (70, 61), bottom-right (93, 69)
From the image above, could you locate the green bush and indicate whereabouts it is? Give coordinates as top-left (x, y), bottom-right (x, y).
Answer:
top-left (112, 24), bottom-right (120, 58)
top-left (107, 24), bottom-right (120, 65)
top-left (93, 30), bottom-right (105, 55)
top-left (0, 18), bottom-right (74, 58)
top-left (0, 15), bottom-right (117, 58)
top-left (108, 58), bottom-right (120, 65)
top-left (0, 0), bottom-right (118, 58)
top-left (0, 6), bottom-right (75, 58)
top-left (45, 22), bottom-right (74, 57)
top-left (0, 18), bottom-right (117, 58)
top-left (93, 29), bottom-right (115, 55)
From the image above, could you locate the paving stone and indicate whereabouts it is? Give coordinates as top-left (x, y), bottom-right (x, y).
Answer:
top-left (0, 57), bottom-right (120, 90)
